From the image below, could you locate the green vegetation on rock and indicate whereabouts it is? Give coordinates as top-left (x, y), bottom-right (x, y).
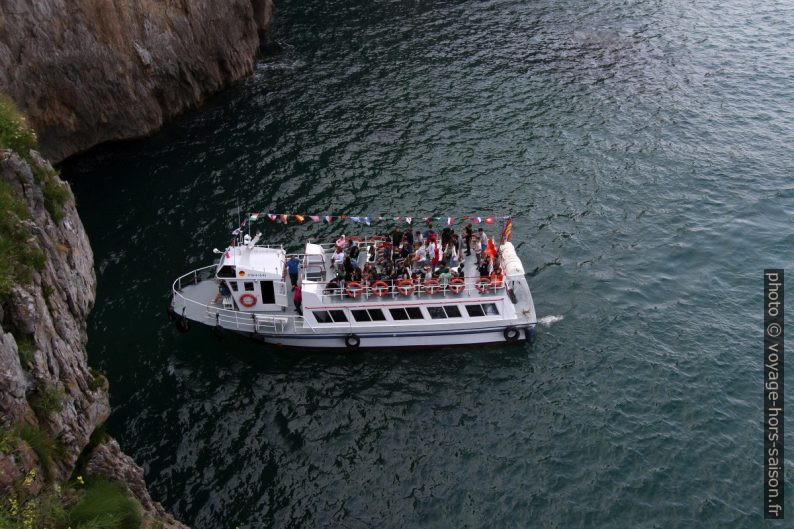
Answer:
top-left (14, 333), bottom-right (36, 367)
top-left (30, 382), bottom-right (65, 418)
top-left (17, 423), bottom-right (62, 481)
top-left (0, 472), bottom-right (143, 529)
top-left (67, 477), bottom-right (143, 529)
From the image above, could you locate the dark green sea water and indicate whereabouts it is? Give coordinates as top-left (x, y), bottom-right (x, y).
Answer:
top-left (62, 0), bottom-right (793, 527)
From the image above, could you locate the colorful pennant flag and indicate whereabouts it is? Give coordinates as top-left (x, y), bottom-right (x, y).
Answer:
top-left (351, 216), bottom-right (361, 223)
top-left (280, 214), bottom-right (288, 223)
top-left (268, 214), bottom-right (277, 221)
top-left (446, 216), bottom-right (454, 226)
top-left (485, 216), bottom-right (494, 225)
top-left (324, 215), bottom-right (333, 223)
top-left (474, 216), bottom-right (482, 224)
top-left (249, 212), bottom-right (259, 221)
top-left (405, 216), bottom-right (412, 224)
top-left (364, 217), bottom-right (371, 226)
top-left (295, 214), bottom-right (305, 222)
top-left (501, 218), bottom-right (513, 243)
top-left (310, 215), bottom-right (321, 222)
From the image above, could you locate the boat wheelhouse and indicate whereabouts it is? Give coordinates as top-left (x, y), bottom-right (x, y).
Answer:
top-left (169, 231), bottom-right (537, 350)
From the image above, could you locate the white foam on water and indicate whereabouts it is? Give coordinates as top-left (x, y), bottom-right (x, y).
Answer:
top-left (537, 315), bottom-right (564, 327)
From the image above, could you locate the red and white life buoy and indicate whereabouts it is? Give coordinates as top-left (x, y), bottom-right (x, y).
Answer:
top-left (475, 277), bottom-right (492, 293)
top-left (449, 278), bottom-right (465, 294)
top-left (346, 281), bottom-right (364, 299)
top-left (239, 293), bottom-right (257, 307)
top-left (396, 279), bottom-right (415, 296)
top-left (371, 280), bottom-right (390, 297)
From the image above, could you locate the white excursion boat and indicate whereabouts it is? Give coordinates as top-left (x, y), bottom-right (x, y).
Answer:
top-left (169, 230), bottom-right (538, 350)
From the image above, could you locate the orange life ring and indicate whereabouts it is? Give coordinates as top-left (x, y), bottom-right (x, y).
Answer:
top-left (449, 278), bottom-right (466, 294)
top-left (371, 280), bottom-right (390, 297)
top-left (396, 279), bottom-right (415, 296)
top-left (424, 278), bottom-right (441, 295)
top-left (239, 293), bottom-right (257, 307)
top-left (475, 277), bottom-right (492, 293)
top-left (345, 281), bottom-right (364, 299)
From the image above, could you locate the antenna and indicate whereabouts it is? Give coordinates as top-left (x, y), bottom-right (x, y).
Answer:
top-left (236, 197), bottom-right (242, 241)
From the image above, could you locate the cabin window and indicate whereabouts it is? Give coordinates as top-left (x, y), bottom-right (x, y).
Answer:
top-left (329, 310), bottom-right (348, 323)
top-left (244, 282), bottom-right (255, 292)
top-left (428, 307), bottom-right (446, 319)
top-left (465, 304), bottom-right (499, 317)
top-left (406, 307), bottom-right (424, 320)
top-left (229, 281), bottom-right (239, 292)
top-left (260, 281), bottom-right (276, 304)
top-left (352, 309), bottom-right (371, 322)
top-left (218, 265), bottom-right (236, 278)
top-left (389, 308), bottom-right (410, 321)
top-left (444, 305), bottom-right (462, 318)
top-left (368, 309), bottom-right (386, 321)
top-left (313, 311), bottom-right (332, 323)
top-left (465, 304), bottom-right (485, 317)
top-left (428, 305), bottom-right (462, 319)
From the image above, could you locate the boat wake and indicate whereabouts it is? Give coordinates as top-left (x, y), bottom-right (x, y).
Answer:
top-left (537, 315), bottom-right (564, 327)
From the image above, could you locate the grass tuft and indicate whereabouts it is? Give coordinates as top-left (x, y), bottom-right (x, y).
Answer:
top-left (67, 477), bottom-right (143, 529)
top-left (0, 94), bottom-right (36, 157)
top-left (17, 424), bottom-right (60, 481)
top-left (30, 382), bottom-right (65, 418)
top-left (14, 333), bottom-right (36, 367)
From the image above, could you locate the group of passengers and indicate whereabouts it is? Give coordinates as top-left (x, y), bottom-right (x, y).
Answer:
top-left (324, 223), bottom-right (504, 296)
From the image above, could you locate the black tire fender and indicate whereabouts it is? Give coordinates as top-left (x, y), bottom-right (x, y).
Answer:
top-left (345, 333), bottom-right (361, 348)
top-left (503, 326), bottom-right (520, 343)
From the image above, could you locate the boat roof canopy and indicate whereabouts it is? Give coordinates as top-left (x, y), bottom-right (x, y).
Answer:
top-left (218, 246), bottom-right (286, 279)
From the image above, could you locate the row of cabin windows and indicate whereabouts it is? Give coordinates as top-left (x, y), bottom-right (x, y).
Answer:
top-left (312, 303), bottom-right (499, 324)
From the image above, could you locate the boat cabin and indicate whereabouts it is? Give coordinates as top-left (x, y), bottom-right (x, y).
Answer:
top-left (215, 234), bottom-right (288, 311)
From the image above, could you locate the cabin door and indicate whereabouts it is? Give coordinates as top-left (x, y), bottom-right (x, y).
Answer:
top-left (260, 281), bottom-right (276, 304)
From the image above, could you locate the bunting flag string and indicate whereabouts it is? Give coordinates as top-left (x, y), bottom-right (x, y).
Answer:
top-left (236, 212), bottom-right (506, 231)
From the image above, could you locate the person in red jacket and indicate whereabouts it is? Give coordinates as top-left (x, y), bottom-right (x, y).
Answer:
top-left (293, 284), bottom-right (302, 315)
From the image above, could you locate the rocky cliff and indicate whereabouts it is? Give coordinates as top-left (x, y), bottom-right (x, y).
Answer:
top-left (0, 0), bottom-right (274, 162)
top-left (0, 146), bottom-right (186, 527)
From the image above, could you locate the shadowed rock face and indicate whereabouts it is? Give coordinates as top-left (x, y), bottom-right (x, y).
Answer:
top-left (0, 0), bottom-right (274, 162)
top-left (0, 149), bottom-right (187, 528)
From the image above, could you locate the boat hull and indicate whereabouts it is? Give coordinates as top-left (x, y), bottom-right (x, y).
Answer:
top-left (235, 324), bottom-right (537, 350)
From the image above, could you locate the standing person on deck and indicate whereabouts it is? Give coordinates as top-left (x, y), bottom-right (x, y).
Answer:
top-left (292, 284), bottom-right (302, 315)
top-left (464, 223), bottom-right (473, 256)
top-left (287, 255), bottom-right (300, 285)
top-left (391, 226), bottom-right (403, 247)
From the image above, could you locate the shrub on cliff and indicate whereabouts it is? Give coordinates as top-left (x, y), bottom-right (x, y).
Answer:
top-left (0, 94), bottom-right (37, 156)
top-left (0, 92), bottom-right (70, 223)
top-left (0, 178), bottom-right (47, 301)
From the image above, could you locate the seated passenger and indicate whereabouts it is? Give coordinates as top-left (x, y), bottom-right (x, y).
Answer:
top-left (332, 247), bottom-right (345, 269)
top-left (414, 244), bottom-right (428, 266)
top-left (438, 267), bottom-right (452, 287)
top-left (377, 245), bottom-right (392, 266)
top-left (324, 278), bottom-right (340, 294)
top-left (349, 242), bottom-right (360, 262)
top-left (478, 261), bottom-right (489, 278)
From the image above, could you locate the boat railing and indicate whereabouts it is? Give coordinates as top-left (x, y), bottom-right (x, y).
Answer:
top-left (316, 277), bottom-right (507, 302)
top-left (173, 265), bottom-right (217, 291)
top-left (171, 266), bottom-right (315, 334)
